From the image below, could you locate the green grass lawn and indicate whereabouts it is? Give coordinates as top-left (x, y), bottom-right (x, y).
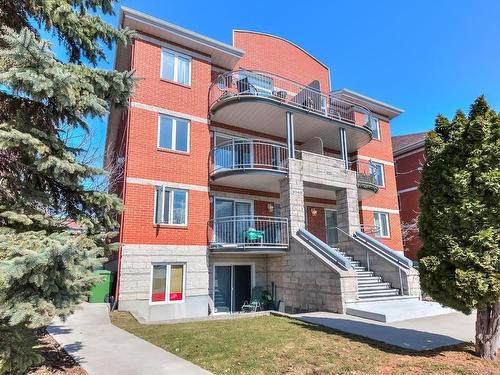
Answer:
top-left (111, 312), bottom-right (499, 375)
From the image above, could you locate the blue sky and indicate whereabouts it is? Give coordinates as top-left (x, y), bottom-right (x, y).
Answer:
top-left (55, 0), bottom-right (500, 165)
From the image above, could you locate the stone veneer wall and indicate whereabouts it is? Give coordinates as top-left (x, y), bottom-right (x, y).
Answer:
top-left (118, 244), bottom-right (209, 322)
top-left (267, 236), bottom-right (357, 313)
top-left (269, 151), bottom-right (361, 313)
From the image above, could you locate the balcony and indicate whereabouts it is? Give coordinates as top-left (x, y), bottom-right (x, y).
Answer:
top-left (209, 70), bottom-right (373, 152)
top-left (349, 161), bottom-right (380, 200)
top-left (208, 216), bottom-right (289, 252)
top-left (209, 139), bottom-right (288, 191)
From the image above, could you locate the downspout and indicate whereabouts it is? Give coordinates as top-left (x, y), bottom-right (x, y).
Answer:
top-left (113, 37), bottom-right (135, 310)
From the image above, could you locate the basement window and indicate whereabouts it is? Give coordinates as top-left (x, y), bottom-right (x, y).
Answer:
top-left (151, 264), bottom-right (185, 303)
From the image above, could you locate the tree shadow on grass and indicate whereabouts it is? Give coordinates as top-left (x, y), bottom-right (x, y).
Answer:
top-left (287, 316), bottom-right (476, 358)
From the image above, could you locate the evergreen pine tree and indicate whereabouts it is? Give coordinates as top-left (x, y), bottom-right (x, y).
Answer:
top-left (418, 96), bottom-right (500, 359)
top-left (0, 1), bottom-right (135, 373)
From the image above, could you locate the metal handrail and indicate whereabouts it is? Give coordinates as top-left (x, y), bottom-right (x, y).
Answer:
top-left (334, 226), bottom-right (413, 270)
top-left (210, 139), bottom-right (288, 175)
top-left (208, 215), bottom-right (289, 248)
top-left (209, 69), bottom-right (372, 126)
top-left (353, 230), bottom-right (413, 269)
top-left (297, 228), bottom-right (352, 271)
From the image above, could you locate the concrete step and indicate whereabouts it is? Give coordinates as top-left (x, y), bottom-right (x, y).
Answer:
top-left (354, 266), bottom-right (366, 271)
top-left (346, 299), bottom-right (457, 322)
top-left (350, 260), bottom-right (360, 267)
top-left (358, 289), bottom-right (400, 298)
top-left (356, 271), bottom-right (375, 277)
top-left (358, 276), bottom-right (383, 284)
top-left (348, 295), bottom-right (419, 304)
top-left (358, 283), bottom-right (392, 291)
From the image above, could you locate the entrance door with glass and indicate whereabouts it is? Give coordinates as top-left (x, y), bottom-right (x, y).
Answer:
top-left (213, 264), bottom-right (252, 313)
top-left (214, 198), bottom-right (252, 244)
top-left (325, 209), bottom-right (338, 246)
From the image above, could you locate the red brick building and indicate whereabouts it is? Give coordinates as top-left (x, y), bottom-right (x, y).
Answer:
top-left (106, 7), bottom-right (420, 322)
top-left (392, 132), bottom-right (427, 261)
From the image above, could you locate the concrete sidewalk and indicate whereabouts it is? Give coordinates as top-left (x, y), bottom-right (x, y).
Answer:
top-left (293, 311), bottom-right (475, 351)
top-left (48, 303), bottom-right (212, 375)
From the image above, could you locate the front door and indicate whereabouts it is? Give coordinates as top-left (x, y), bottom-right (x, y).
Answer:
top-left (213, 265), bottom-right (252, 313)
top-left (233, 265), bottom-right (252, 312)
top-left (325, 209), bottom-right (338, 245)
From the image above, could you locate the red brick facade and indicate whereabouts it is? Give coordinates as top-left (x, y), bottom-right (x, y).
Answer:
top-left (392, 133), bottom-right (427, 260)
top-left (109, 15), bottom-right (408, 298)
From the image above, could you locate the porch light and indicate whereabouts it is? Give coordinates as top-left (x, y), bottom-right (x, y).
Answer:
top-left (310, 208), bottom-right (318, 216)
top-left (267, 203), bottom-right (274, 212)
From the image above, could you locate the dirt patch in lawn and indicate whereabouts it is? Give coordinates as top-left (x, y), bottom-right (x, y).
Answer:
top-left (27, 330), bottom-right (87, 375)
top-left (111, 312), bottom-right (500, 375)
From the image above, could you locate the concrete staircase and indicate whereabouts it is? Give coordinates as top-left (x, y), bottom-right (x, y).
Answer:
top-left (338, 250), bottom-right (401, 300)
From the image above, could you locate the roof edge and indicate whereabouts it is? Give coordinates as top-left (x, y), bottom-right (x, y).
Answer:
top-left (333, 88), bottom-right (404, 119)
top-left (121, 7), bottom-right (245, 58)
top-left (393, 139), bottom-right (426, 156)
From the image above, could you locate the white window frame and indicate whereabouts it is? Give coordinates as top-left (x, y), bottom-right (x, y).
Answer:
top-left (157, 115), bottom-right (190, 153)
top-left (160, 48), bottom-right (192, 86)
top-left (370, 161), bottom-right (385, 187)
top-left (154, 187), bottom-right (188, 226)
top-left (370, 117), bottom-right (381, 140)
top-left (374, 211), bottom-right (390, 238)
top-left (149, 263), bottom-right (186, 305)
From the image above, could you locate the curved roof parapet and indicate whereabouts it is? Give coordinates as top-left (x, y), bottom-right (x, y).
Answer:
top-left (233, 30), bottom-right (331, 91)
top-left (232, 30), bottom-right (330, 70)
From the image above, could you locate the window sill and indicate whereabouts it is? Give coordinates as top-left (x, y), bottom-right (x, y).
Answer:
top-left (149, 300), bottom-right (185, 306)
top-left (157, 147), bottom-right (190, 156)
top-left (160, 78), bottom-right (192, 89)
top-left (154, 224), bottom-right (188, 229)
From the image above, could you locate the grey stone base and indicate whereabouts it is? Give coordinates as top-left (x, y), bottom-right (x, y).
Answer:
top-left (119, 295), bottom-right (209, 323)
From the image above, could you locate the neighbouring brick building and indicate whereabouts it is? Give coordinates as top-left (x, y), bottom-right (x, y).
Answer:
top-left (392, 132), bottom-right (427, 261)
top-left (106, 7), bottom-right (420, 323)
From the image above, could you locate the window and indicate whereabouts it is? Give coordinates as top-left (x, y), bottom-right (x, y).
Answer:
top-left (151, 264), bottom-right (185, 303)
top-left (161, 49), bottom-right (191, 85)
top-left (370, 162), bottom-right (385, 187)
top-left (158, 115), bottom-right (189, 152)
top-left (370, 117), bottom-right (380, 140)
top-left (373, 211), bottom-right (390, 238)
top-left (155, 187), bottom-right (187, 225)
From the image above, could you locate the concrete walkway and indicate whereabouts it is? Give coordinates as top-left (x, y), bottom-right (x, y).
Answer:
top-left (48, 303), bottom-right (212, 375)
top-left (293, 311), bottom-right (475, 351)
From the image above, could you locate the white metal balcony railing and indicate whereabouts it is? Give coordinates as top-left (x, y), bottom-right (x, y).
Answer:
top-left (208, 215), bottom-right (289, 248)
top-left (210, 139), bottom-right (288, 176)
top-left (209, 70), bottom-right (371, 126)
